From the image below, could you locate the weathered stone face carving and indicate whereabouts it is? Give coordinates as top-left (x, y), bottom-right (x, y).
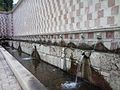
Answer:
top-left (31, 46), bottom-right (41, 60)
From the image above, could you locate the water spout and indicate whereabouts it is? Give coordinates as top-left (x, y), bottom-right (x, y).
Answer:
top-left (18, 42), bottom-right (22, 56)
top-left (18, 42), bottom-right (22, 52)
top-left (31, 45), bottom-right (41, 60)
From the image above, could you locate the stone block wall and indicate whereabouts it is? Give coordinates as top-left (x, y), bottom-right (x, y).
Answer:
top-left (9, 40), bottom-right (120, 90)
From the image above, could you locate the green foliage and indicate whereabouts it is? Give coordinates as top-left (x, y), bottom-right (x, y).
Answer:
top-left (0, 0), bottom-right (13, 11)
top-left (0, 0), bottom-right (4, 11)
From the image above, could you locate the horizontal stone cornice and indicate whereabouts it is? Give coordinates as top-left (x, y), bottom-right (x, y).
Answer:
top-left (13, 26), bottom-right (120, 37)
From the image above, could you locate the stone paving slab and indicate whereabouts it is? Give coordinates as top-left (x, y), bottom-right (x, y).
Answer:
top-left (0, 46), bottom-right (47, 90)
top-left (0, 51), bottom-right (22, 90)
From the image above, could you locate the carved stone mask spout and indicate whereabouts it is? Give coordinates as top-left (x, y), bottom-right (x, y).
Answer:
top-left (82, 51), bottom-right (91, 58)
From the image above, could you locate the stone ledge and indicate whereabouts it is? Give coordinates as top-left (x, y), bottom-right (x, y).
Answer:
top-left (0, 46), bottom-right (47, 90)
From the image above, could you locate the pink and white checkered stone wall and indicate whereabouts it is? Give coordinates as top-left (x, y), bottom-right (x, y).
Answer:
top-left (13, 0), bottom-right (120, 36)
top-left (0, 0), bottom-right (120, 49)
top-left (11, 0), bottom-right (120, 49)
top-left (0, 12), bottom-right (13, 37)
top-left (0, 13), bottom-right (8, 37)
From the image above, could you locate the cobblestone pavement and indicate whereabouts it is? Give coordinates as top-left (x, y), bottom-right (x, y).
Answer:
top-left (0, 51), bottom-right (22, 90)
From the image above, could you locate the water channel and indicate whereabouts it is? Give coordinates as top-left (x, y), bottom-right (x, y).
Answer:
top-left (4, 46), bottom-right (103, 90)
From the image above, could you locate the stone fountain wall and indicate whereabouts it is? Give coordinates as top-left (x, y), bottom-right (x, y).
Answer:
top-left (8, 38), bottom-right (120, 90)
top-left (0, 0), bottom-right (120, 89)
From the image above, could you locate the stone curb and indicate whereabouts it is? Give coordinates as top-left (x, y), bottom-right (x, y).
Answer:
top-left (0, 46), bottom-right (47, 90)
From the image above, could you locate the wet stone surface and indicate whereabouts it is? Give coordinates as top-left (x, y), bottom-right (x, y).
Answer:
top-left (4, 47), bottom-right (103, 90)
top-left (0, 50), bottom-right (22, 90)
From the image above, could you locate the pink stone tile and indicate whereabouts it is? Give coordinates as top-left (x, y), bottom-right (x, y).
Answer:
top-left (70, 34), bottom-right (73, 39)
top-left (95, 19), bottom-right (100, 27)
top-left (88, 32), bottom-right (94, 39)
top-left (54, 35), bottom-right (56, 39)
top-left (75, 33), bottom-right (80, 39)
top-left (111, 5), bottom-right (119, 15)
top-left (76, 9), bottom-right (81, 16)
top-left (107, 16), bottom-right (114, 25)
top-left (59, 16), bottom-right (61, 20)
top-left (76, 22), bottom-right (80, 28)
top-left (108, 0), bottom-right (115, 7)
top-left (71, 17), bottom-right (74, 23)
top-left (64, 34), bottom-right (68, 39)
top-left (84, 20), bottom-right (89, 28)
top-left (57, 35), bottom-right (60, 39)
top-left (64, 14), bottom-right (67, 20)
top-left (85, 7), bottom-right (89, 14)
top-left (54, 17), bottom-right (56, 22)
top-left (60, 10), bottom-right (63, 15)
top-left (88, 0), bottom-right (93, 6)
top-left (79, 2), bottom-right (83, 8)
top-left (87, 13), bottom-right (92, 20)
top-left (98, 9), bottom-right (104, 18)
top-left (77, 0), bottom-right (81, 3)
top-left (99, 0), bottom-right (104, 2)
top-left (65, 19), bottom-right (68, 24)
top-left (110, 42), bottom-right (117, 49)
top-left (106, 31), bottom-right (114, 39)
top-left (72, 5), bottom-right (75, 11)
top-left (95, 3), bottom-right (101, 11)
top-left (70, 0), bottom-right (73, 6)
